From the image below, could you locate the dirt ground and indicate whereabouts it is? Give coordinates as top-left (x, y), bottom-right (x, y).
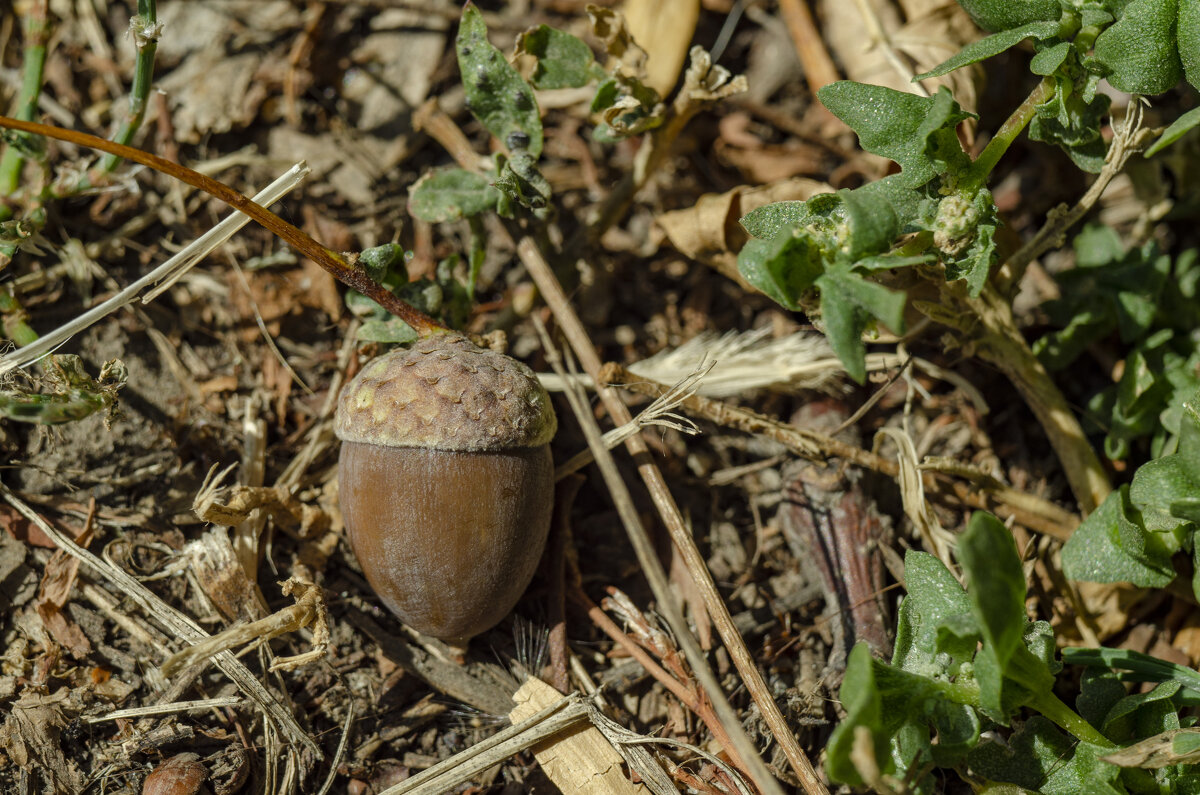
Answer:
top-left (0, 1), bottom-right (1182, 793)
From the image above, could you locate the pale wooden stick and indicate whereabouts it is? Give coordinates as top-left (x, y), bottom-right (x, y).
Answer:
top-left (509, 677), bottom-right (650, 794)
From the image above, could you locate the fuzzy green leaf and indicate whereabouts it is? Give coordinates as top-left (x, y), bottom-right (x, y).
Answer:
top-left (839, 185), bottom-right (900, 259)
top-left (1102, 681), bottom-right (1182, 743)
top-left (1030, 40), bottom-right (1072, 76)
top-left (739, 200), bottom-right (814, 240)
top-left (1029, 78), bottom-right (1110, 173)
top-left (959, 512), bottom-right (1027, 666)
top-left (817, 83), bottom-right (972, 187)
top-left (492, 151), bottom-right (551, 210)
top-left (955, 0), bottom-right (1061, 32)
top-left (815, 269), bottom-right (906, 383)
top-left (1061, 488), bottom-right (1177, 587)
top-left (357, 318), bottom-right (419, 344)
top-left (517, 25), bottom-right (601, 89)
top-left (736, 231), bottom-right (824, 311)
top-left (892, 551), bottom-right (976, 675)
top-left (358, 244), bottom-right (408, 286)
top-left (968, 718), bottom-right (1124, 795)
top-left (457, 5), bottom-right (543, 156)
top-left (915, 21), bottom-right (1061, 79)
top-left (409, 168), bottom-right (500, 223)
top-left (826, 644), bottom-right (886, 786)
top-left (1093, 0), bottom-right (1183, 95)
top-left (1181, 0), bottom-right (1200, 90)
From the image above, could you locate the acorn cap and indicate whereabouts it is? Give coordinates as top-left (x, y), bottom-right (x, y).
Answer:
top-left (335, 333), bottom-right (557, 452)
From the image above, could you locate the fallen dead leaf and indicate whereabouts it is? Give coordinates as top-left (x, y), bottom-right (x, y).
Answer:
top-left (622, 0), bottom-right (701, 96)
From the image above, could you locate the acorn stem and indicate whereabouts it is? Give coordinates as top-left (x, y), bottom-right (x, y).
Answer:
top-left (0, 115), bottom-right (446, 337)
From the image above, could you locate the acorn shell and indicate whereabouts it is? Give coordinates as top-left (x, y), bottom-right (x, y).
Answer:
top-left (338, 442), bottom-right (553, 640)
top-left (334, 334), bottom-right (557, 641)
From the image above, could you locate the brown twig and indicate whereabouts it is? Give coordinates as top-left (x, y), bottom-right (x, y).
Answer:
top-left (0, 115), bottom-right (444, 336)
top-left (536, 316), bottom-right (772, 793)
top-left (522, 239), bottom-right (826, 795)
top-left (777, 0), bottom-right (840, 96)
top-left (545, 476), bottom-right (582, 694)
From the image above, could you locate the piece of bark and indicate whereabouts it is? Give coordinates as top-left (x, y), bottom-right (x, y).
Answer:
top-left (779, 400), bottom-right (892, 667)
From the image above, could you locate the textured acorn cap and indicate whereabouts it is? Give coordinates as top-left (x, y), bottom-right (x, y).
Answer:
top-left (335, 333), bottom-right (556, 451)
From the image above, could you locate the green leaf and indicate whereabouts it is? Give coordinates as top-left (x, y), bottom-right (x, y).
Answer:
top-left (1093, 0), bottom-right (1183, 95)
top-left (516, 25), bottom-right (601, 89)
top-left (357, 318), bottom-right (419, 344)
top-left (969, 718), bottom-right (1124, 794)
top-left (915, 21), bottom-right (1061, 79)
top-left (1181, 0), bottom-right (1200, 90)
top-left (1078, 667), bottom-right (1131, 731)
top-left (1131, 390), bottom-right (1200, 531)
top-left (959, 512), bottom-right (1026, 667)
top-left (736, 230), bottom-right (824, 311)
top-left (1029, 77), bottom-right (1110, 173)
top-left (1030, 40), bottom-right (1072, 76)
top-left (1102, 682), bottom-right (1182, 743)
top-left (826, 644), bottom-right (886, 786)
top-left (854, 174), bottom-right (928, 228)
top-left (815, 269), bottom-right (906, 383)
top-left (955, 0), bottom-right (1061, 32)
top-left (1146, 107), bottom-right (1200, 157)
top-left (892, 551), bottom-right (975, 675)
top-left (739, 200), bottom-right (814, 240)
top-left (492, 151), bottom-right (552, 210)
top-left (457, 5), bottom-right (543, 156)
top-left (1064, 647), bottom-right (1200, 698)
top-left (358, 244), bottom-right (408, 286)
top-left (817, 83), bottom-right (972, 187)
top-left (1061, 488), bottom-right (1177, 587)
top-left (409, 169), bottom-right (501, 223)
top-left (945, 222), bottom-right (996, 296)
top-left (839, 186), bottom-right (901, 259)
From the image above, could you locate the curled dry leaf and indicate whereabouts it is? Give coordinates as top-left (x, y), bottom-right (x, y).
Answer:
top-left (656, 177), bottom-right (832, 286)
top-left (622, 0), bottom-right (701, 96)
top-left (817, 0), bottom-right (981, 133)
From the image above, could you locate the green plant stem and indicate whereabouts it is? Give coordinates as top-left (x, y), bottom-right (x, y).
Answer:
top-left (95, 0), bottom-right (157, 178)
top-left (964, 283), bottom-right (1110, 514)
top-left (0, 0), bottom-right (50, 215)
top-left (966, 78), bottom-right (1055, 186)
top-left (932, 672), bottom-right (1114, 750)
top-left (1028, 691), bottom-right (1116, 749)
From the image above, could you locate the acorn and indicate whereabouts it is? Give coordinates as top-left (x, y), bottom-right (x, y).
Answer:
top-left (142, 754), bottom-right (210, 795)
top-left (335, 333), bottom-right (556, 644)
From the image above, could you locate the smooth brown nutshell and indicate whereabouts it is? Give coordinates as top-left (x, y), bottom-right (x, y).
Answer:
top-left (142, 754), bottom-right (210, 795)
top-left (335, 334), bottom-right (556, 642)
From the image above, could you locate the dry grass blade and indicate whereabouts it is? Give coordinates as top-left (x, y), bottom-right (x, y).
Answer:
top-left (0, 163), bottom-right (309, 376)
top-left (0, 485), bottom-right (320, 760)
top-left (84, 696), bottom-right (244, 724)
top-left (551, 363), bottom-right (706, 480)
top-left (533, 313), bottom-right (789, 795)
top-left (158, 577), bottom-right (329, 676)
top-left (522, 237), bottom-right (826, 794)
top-left (379, 692), bottom-right (591, 795)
